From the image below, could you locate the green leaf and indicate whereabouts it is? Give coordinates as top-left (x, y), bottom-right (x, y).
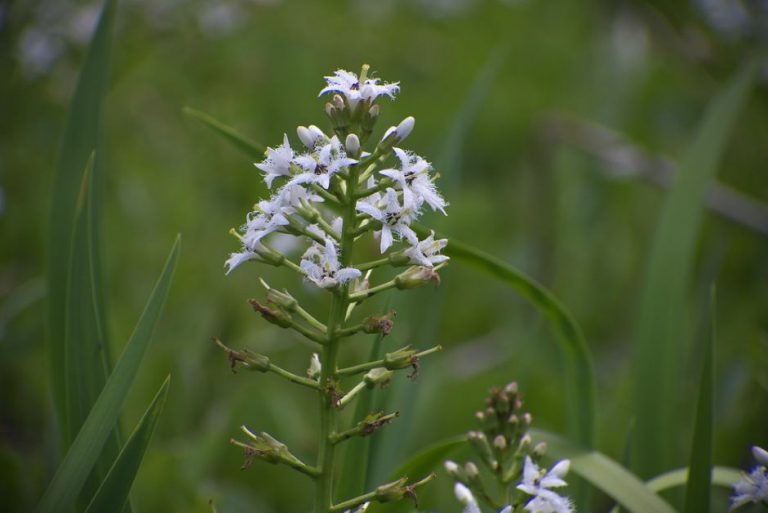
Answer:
top-left (62, 154), bottom-right (122, 506)
top-left (608, 466), bottom-right (742, 513)
top-left (418, 228), bottom-right (595, 448)
top-left (35, 237), bottom-right (181, 513)
top-left (630, 60), bottom-right (756, 478)
top-left (683, 288), bottom-right (716, 513)
top-left (47, 0), bottom-right (117, 441)
top-left (183, 107), bottom-right (266, 160)
top-left (84, 376), bottom-right (171, 513)
top-left (530, 429), bottom-right (678, 513)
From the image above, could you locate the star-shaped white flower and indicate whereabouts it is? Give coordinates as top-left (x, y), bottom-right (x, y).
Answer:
top-left (454, 483), bottom-right (481, 513)
top-left (731, 446), bottom-right (768, 511)
top-left (381, 148), bottom-right (447, 214)
top-left (319, 69), bottom-right (399, 108)
top-left (300, 239), bottom-right (361, 289)
top-left (355, 188), bottom-right (418, 253)
top-left (405, 231), bottom-right (449, 268)
top-left (241, 198), bottom-right (291, 250)
top-left (255, 134), bottom-right (294, 188)
top-left (517, 457), bottom-right (573, 513)
top-left (289, 136), bottom-right (357, 190)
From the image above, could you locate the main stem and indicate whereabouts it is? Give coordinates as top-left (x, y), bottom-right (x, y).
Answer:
top-left (315, 162), bottom-right (360, 513)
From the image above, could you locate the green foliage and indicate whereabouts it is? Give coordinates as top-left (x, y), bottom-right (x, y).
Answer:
top-left (35, 237), bottom-right (180, 513)
top-left (630, 60), bottom-right (756, 478)
top-left (683, 289), bottom-right (716, 513)
top-left (84, 376), bottom-right (171, 513)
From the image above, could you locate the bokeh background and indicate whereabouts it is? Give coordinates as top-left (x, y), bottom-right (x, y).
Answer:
top-left (2, 0), bottom-right (767, 512)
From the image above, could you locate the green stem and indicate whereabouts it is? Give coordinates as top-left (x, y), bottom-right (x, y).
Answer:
top-left (337, 345), bottom-right (443, 376)
top-left (315, 161), bottom-right (360, 513)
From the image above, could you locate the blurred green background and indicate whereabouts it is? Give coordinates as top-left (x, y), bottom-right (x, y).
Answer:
top-left (1, 0), bottom-right (767, 512)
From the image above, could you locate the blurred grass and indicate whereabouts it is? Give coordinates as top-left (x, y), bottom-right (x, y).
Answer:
top-left (2, 1), bottom-right (767, 512)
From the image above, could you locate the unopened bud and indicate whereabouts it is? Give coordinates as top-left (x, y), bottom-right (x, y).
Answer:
top-left (297, 126), bottom-right (315, 149)
top-left (464, 461), bottom-right (480, 479)
top-left (332, 94), bottom-right (345, 111)
top-left (522, 413), bottom-right (532, 427)
top-left (325, 102), bottom-right (335, 119)
top-left (364, 367), bottom-right (393, 388)
top-left (444, 460), bottom-right (460, 476)
top-left (754, 446), bottom-right (768, 466)
top-left (363, 311), bottom-right (396, 335)
top-left (395, 116), bottom-right (415, 141)
top-left (493, 435), bottom-right (508, 451)
top-left (249, 299), bottom-right (293, 328)
top-left (505, 382), bottom-right (519, 395)
top-left (345, 133), bottom-right (361, 157)
top-left (518, 434), bottom-right (532, 452)
top-left (508, 414), bottom-right (519, 427)
top-left (532, 442), bottom-right (548, 458)
top-left (475, 411), bottom-right (485, 422)
top-left (395, 266), bottom-right (441, 290)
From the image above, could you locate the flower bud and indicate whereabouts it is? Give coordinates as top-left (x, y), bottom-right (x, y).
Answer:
top-left (444, 460), bottom-right (460, 477)
top-left (242, 350), bottom-right (270, 372)
top-left (395, 116), bottom-right (415, 141)
top-left (394, 266), bottom-right (441, 290)
top-left (297, 126), bottom-right (315, 149)
top-left (325, 102), bottom-right (335, 119)
top-left (464, 461), bottom-right (480, 480)
top-left (364, 367), bottom-right (393, 388)
top-left (308, 124), bottom-right (326, 141)
top-left (345, 133), bottom-right (361, 157)
top-left (532, 442), bottom-right (548, 458)
top-left (332, 94), bottom-right (345, 111)
top-left (493, 435), bottom-right (508, 451)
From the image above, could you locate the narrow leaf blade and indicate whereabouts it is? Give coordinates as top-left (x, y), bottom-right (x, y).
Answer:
top-left (47, 0), bottom-right (117, 438)
top-left (631, 61), bottom-right (756, 477)
top-left (530, 429), bottom-right (678, 513)
top-left (417, 227), bottom-right (596, 448)
top-left (35, 237), bottom-right (181, 513)
top-left (683, 288), bottom-right (716, 513)
top-left (183, 107), bottom-right (266, 160)
top-left (84, 376), bottom-right (171, 513)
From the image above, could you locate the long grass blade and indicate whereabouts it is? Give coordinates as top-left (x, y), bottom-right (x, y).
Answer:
top-left (630, 61), bottom-right (756, 478)
top-left (47, 0), bottom-right (117, 440)
top-left (417, 227), bottom-right (595, 448)
top-left (183, 107), bottom-right (266, 159)
top-left (683, 288), bottom-right (716, 513)
top-left (35, 237), bottom-right (180, 513)
top-left (531, 429), bottom-right (677, 513)
top-left (84, 376), bottom-right (171, 513)
top-left (607, 467), bottom-right (741, 513)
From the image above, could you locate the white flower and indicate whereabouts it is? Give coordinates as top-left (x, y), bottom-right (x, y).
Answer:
top-left (517, 457), bottom-right (573, 513)
top-left (300, 239), bottom-right (362, 289)
top-left (224, 249), bottom-right (258, 275)
top-left (355, 188), bottom-right (419, 253)
top-left (381, 148), bottom-right (447, 214)
top-left (255, 134), bottom-right (294, 188)
top-left (454, 483), bottom-right (481, 513)
top-left (241, 198), bottom-right (291, 249)
top-left (319, 69), bottom-right (399, 108)
top-left (523, 490), bottom-right (574, 513)
top-left (405, 231), bottom-right (449, 267)
top-left (289, 136), bottom-right (357, 189)
top-left (730, 446), bottom-right (768, 511)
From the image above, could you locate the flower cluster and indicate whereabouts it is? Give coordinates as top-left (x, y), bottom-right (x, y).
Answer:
top-left (447, 383), bottom-right (574, 513)
top-left (225, 68), bottom-right (448, 291)
top-left (731, 445), bottom-right (768, 511)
